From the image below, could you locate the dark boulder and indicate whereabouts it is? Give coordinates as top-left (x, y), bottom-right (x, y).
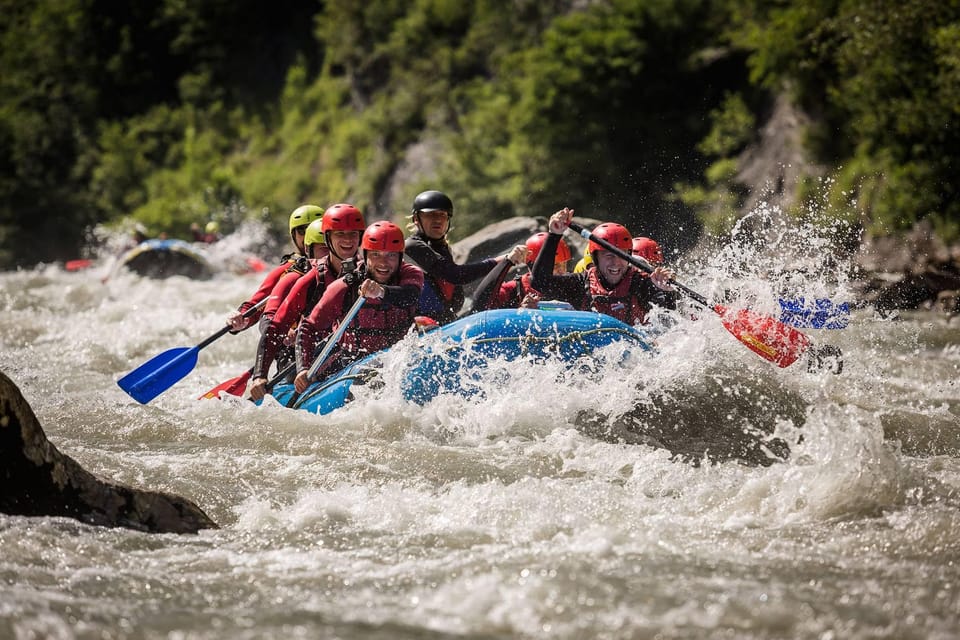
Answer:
top-left (0, 371), bottom-right (218, 534)
top-left (852, 221), bottom-right (960, 313)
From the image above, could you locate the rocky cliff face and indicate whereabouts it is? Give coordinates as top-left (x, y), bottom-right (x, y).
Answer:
top-left (0, 371), bottom-right (218, 534)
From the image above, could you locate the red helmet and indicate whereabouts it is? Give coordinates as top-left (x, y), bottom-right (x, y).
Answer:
top-left (322, 204), bottom-right (366, 234)
top-left (588, 223), bottom-right (632, 255)
top-left (361, 221), bottom-right (405, 252)
top-left (525, 232), bottom-right (571, 265)
top-left (632, 237), bottom-right (663, 265)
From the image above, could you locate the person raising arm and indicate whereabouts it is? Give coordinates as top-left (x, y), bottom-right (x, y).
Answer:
top-left (530, 207), bottom-right (677, 326)
top-left (472, 232), bottom-right (571, 310)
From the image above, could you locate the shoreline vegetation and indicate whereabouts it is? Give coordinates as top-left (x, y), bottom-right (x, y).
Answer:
top-left (2, 2), bottom-right (958, 310)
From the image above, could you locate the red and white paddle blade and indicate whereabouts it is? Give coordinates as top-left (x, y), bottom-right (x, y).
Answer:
top-left (199, 370), bottom-right (251, 400)
top-left (715, 305), bottom-right (811, 368)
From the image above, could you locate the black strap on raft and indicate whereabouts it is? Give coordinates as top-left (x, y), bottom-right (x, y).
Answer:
top-left (304, 262), bottom-right (329, 312)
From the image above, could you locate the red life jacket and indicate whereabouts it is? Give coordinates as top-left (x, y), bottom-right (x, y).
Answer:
top-left (337, 299), bottom-right (417, 355)
top-left (503, 273), bottom-right (538, 308)
top-left (584, 268), bottom-right (648, 325)
top-left (434, 277), bottom-right (457, 302)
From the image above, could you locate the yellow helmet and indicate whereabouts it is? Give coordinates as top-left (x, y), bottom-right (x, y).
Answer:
top-left (288, 204), bottom-right (324, 239)
top-left (304, 219), bottom-right (326, 250)
top-left (573, 250), bottom-right (593, 273)
top-left (204, 221), bottom-right (219, 234)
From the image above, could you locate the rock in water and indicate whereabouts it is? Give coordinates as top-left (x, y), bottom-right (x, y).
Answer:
top-left (0, 371), bottom-right (218, 533)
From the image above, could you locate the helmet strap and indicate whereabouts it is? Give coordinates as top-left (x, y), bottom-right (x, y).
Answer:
top-left (325, 231), bottom-right (347, 261)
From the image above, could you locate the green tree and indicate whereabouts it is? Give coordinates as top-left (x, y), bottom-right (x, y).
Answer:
top-left (435, 0), bottom-right (733, 247)
top-left (727, 0), bottom-right (960, 237)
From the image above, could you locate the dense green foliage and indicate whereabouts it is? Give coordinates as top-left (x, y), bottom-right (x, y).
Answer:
top-left (726, 0), bottom-right (960, 238)
top-left (2, 0), bottom-right (958, 268)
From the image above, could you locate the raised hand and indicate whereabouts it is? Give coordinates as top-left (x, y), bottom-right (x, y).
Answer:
top-left (548, 207), bottom-right (574, 234)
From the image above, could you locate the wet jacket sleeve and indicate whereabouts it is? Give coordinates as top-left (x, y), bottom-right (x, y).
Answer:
top-left (229, 262), bottom-right (287, 333)
top-left (238, 262), bottom-right (286, 313)
top-left (404, 236), bottom-right (498, 284)
top-left (634, 276), bottom-right (678, 311)
top-left (530, 233), bottom-right (587, 308)
top-left (380, 263), bottom-right (425, 307)
top-left (252, 270), bottom-right (318, 378)
top-left (262, 269), bottom-right (304, 319)
top-left (252, 324), bottom-right (286, 379)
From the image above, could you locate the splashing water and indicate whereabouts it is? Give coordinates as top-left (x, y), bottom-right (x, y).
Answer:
top-left (1, 221), bottom-right (959, 639)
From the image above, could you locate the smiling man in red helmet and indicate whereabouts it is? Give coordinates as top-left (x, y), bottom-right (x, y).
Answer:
top-left (530, 207), bottom-right (677, 326)
top-left (293, 221), bottom-right (424, 391)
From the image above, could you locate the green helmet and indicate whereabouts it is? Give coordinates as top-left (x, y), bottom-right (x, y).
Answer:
top-left (288, 204), bottom-right (324, 238)
top-left (304, 219), bottom-right (326, 251)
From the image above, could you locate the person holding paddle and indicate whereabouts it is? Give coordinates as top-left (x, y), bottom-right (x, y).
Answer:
top-left (253, 217), bottom-right (332, 335)
top-left (293, 221), bottom-right (424, 392)
top-left (227, 204), bottom-right (323, 333)
top-left (404, 190), bottom-right (527, 324)
top-left (531, 208), bottom-right (677, 326)
top-left (248, 204), bottom-right (366, 401)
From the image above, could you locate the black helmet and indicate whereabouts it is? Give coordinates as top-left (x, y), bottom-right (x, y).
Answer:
top-left (412, 190), bottom-right (454, 217)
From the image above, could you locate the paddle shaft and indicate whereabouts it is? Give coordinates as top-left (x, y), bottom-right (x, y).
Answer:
top-left (119, 297), bottom-right (270, 403)
top-left (264, 361), bottom-right (296, 394)
top-left (284, 296), bottom-right (367, 408)
top-left (307, 296), bottom-right (367, 380)
top-left (200, 296), bottom-right (271, 347)
top-left (467, 258), bottom-right (513, 315)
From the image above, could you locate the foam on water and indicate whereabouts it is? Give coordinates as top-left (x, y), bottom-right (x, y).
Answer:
top-left (2, 217), bottom-right (959, 638)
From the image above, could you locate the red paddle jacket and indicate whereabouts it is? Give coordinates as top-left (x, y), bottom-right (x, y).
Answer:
top-left (252, 255), bottom-right (351, 379)
top-left (296, 262), bottom-right (424, 377)
top-left (234, 253), bottom-right (309, 331)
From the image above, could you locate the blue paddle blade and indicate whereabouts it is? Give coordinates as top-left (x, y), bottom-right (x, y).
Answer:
top-left (117, 346), bottom-right (200, 403)
top-left (778, 297), bottom-right (850, 329)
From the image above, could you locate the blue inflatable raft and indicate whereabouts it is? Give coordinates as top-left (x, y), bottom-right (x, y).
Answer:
top-left (270, 307), bottom-right (653, 414)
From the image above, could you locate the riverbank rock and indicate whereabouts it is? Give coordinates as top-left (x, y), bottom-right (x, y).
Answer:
top-left (852, 221), bottom-right (960, 313)
top-left (453, 214), bottom-right (606, 265)
top-left (452, 216), bottom-right (546, 266)
top-left (0, 371), bottom-right (218, 534)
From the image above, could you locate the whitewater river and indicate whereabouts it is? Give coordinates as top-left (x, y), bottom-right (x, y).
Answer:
top-left (1, 239), bottom-right (959, 639)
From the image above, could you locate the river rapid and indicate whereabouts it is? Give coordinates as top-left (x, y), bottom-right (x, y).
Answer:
top-left (2, 226), bottom-right (959, 639)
